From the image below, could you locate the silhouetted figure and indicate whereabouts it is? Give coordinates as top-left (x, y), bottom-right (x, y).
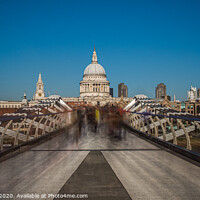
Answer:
top-left (76, 108), bottom-right (84, 144)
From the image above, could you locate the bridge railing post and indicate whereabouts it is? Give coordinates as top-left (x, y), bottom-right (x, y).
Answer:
top-left (0, 120), bottom-right (13, 151)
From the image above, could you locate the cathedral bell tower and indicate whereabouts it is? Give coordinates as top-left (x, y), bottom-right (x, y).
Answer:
top-left (34, 73), bottom-right (45, 100)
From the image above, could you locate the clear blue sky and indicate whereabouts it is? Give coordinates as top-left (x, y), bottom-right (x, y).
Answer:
top-left (0, 0), bottom-right (200, 101)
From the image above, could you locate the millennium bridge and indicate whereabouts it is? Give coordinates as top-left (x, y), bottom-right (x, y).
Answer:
top-left (0, 96), bottom-right (200, 200)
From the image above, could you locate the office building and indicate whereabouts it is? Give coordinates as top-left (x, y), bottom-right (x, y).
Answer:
top-left (155, 83), bottom-right (166, 99)
top-left (118, 83), bottom-right (128, 97)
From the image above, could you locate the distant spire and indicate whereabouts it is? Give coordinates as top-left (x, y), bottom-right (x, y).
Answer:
top-left (38, 72), bottom-right (43, 83)
top-left (174, 94), bottom-right (176, 102)
top-left (24, 90), bottom-right (27, 99)
top-left (92, 47), bottom-right (98, 64)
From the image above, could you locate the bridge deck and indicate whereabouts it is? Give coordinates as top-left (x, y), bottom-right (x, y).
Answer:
top-left (0, 123), bottom-right (199, 200)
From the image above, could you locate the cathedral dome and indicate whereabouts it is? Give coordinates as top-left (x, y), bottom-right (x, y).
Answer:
top-left (83, 47), bottom-right (106, 76)
top-left (84, 63), bottom-right (106, 75)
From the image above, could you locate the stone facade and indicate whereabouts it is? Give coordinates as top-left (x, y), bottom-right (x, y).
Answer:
top-left (63, 96), bottom-right (132, 107)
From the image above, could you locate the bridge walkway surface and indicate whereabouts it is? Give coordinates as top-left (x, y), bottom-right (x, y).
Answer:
top-left (0, 122), bottom-right (200, 200)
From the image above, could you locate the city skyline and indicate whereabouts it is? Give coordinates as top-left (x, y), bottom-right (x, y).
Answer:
top-left (0, 0), bottom-right (200, 101)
